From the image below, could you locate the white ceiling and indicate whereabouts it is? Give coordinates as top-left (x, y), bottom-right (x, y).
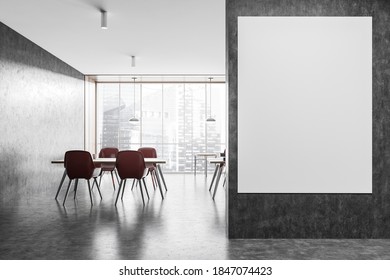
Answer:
top-left (0, 0), bottom-right (226, 76)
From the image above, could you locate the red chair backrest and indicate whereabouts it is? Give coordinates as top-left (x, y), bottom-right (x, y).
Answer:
top-left (98, 147), bottom-right (118, 170)
top-left (138, 147), bottom-right (158, 168)
top-left (99, 147), bottom-right (119, 158)
top-left (138, 147), bottom-right (157, 158)
top-left (64, 150), bottom-right (95, 179)
top-left (116, 150), bottom-right (146, 180)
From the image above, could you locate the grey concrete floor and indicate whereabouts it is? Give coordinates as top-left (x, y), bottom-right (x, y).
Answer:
top-left (1, 173), bottom-right (390, 259)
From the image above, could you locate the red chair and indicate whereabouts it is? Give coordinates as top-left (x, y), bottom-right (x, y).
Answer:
top-left (98, 147), bottom-right (119, 190)
top-left (138, 147), bottom-right (158, 189)
top-left (62, 150), bottom-right (102, 206)
top-left (115, 150), bottom-right (149, 206)
top-left (138, 147), bottom-right (168, 192)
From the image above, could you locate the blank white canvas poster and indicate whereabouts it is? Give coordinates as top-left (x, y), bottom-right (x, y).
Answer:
top-left (238, 17), bottom-right (372, 193)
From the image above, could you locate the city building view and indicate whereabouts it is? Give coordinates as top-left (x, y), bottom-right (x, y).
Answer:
top-left (96, 82), bottom-right (226, 173)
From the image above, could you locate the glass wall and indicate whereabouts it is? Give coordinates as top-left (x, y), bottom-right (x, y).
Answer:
top-left (96, 82), bottom-right (226, 173)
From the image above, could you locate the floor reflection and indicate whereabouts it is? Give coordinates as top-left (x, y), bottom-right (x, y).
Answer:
top-left (2, 173), bottom-right (390, 259)
top-left (0, 173), bottom-right (226, 259)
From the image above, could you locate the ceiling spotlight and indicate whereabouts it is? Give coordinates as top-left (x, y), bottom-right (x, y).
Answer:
top-left (101, 10), bottom-right (107, 29)
top-left (131, 56), bottom-right (136, 67)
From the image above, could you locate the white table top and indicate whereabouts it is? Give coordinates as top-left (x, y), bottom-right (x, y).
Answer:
top-left (195, 153), bottom-right (219, 157)
top-left (51, 158), bottom-right (166, 164)
top-left (209, 158), bottom-right (225, 164)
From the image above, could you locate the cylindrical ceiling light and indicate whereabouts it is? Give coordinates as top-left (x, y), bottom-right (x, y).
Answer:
top-left (129, 77), bottom-right (139, 122)
top-left (101, 10), bottom-right (107, 29)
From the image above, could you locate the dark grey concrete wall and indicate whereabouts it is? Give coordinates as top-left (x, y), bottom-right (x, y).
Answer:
top-left (0, 22), bottom-right (84, 204)
top-left (227, 0), bottom-right (390, 238)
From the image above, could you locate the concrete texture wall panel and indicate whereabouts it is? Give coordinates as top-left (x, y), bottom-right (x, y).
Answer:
top-left (0, 22), bottom-right (84, 203)
top-left (227, 0), bottom-right (390, 238)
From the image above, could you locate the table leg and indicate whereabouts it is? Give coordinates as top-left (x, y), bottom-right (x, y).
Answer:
top-left (209, 164), bottom-right (219, 191)
top-left (157, 164), bottom-right (167, 191)
top-left (205, 156), bottom-right (207, 177)
top-left (194, 155), bottom-right (197, 175)
top-left (154, 169), bottom-right (164, 200)
top-left (212, 165), bottom-right (224, 200)
top-left (55, 169), bottom-right (67, 200)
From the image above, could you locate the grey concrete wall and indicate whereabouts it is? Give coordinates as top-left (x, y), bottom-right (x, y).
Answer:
top-left (0, 22), bottom-right (84, 204)
top-left (227, 0), bottom-right (390, 238)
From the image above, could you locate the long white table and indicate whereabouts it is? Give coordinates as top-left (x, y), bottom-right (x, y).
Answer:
top-left (52, 158), bottom-right (167, 200)
top-left (51, 158), bottom-right (166, 164)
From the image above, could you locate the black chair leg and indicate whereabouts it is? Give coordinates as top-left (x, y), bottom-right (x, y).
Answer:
top-left (98, 172), bottom-right (104, 189)
top-left (115, 180), bottom-right (123, 206)
top-left (212, 166), bottom-right (224, 200)
top-left (121, 179), bottom-right (127, 200)
top-left (94, 178), bottom-right (103, 199)
top-left (138, 180), bottom-right (145, 205)
top-left (142, 178), bottom-right (150, 200)
top-left (110, 171), bottom-right (116, 190)
top-left (131, 179), bottom-right (136, 190)
top-left (150, 171), bottom-right (157, 189)
top-left (63, 179), bottom-right (73, 206)
top-left (55, 169), bottom-right (67, 200)
top-left (87, 180), bottom-right (93, 205)
top-left (73, 178), bottom-right (79, 199)
top-left (114, 169), bottom-right (120, 185)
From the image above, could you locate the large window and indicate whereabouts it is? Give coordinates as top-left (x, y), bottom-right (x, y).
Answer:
top-left (96, 81), bottom-right (226, 173)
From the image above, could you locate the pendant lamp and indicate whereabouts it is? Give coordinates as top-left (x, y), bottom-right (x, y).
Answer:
top-left (206, 77), bottom-right (216, 122)
top-left (129, 77), bottom-right (139, 122)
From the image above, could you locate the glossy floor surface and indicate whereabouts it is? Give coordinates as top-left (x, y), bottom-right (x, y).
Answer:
top-left (1, 173), bottom-right (390, 259)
